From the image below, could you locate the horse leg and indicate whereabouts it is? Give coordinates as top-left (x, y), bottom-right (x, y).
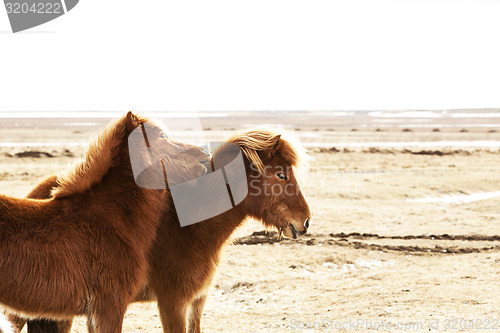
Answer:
top-left (187, 294), bottom-right (207, 333)
top-left (53, 320), bottom-right (73, 333)
top-left (88, 301), bottom-right (127, 333)
top-left (27, 319), bottom-right (73, 333)
top-left (89, 312), bottom-right (125, 333)
top-left (157, 295), bottom-right (188, 333)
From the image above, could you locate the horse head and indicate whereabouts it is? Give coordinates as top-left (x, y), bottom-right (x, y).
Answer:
top-left (224, 128), bottom-right (311, 239)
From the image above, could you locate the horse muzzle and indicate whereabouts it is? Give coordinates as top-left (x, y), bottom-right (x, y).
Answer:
top-left (283, 217), bottom-right (310, 240)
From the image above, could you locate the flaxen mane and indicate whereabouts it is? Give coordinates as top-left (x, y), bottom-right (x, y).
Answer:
top-left (52, 113), bottom-right (148, 198)
top-left (227, 128), bottom-right (310, 174)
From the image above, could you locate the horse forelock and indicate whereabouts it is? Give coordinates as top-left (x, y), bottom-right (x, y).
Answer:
top-left (227, 128), bottom-right (310, 176)
top-left (51, 112), bottom-right (149, 198)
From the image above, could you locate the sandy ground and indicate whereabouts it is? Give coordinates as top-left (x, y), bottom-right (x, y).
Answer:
top-left (0, 119), bottom-right (499, 332)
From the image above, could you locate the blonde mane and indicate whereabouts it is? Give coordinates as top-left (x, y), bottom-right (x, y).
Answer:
top-left (227, 128), bottom-right (310, 174)
top-left (52, 113), bottom-right (147, 198)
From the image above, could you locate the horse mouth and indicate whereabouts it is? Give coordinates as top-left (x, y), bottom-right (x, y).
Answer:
top-left (282, 222), bottom-right (307, 240)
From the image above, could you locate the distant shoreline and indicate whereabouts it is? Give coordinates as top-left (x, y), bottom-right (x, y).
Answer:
top-left (1, 110), bottom-right (500, 117)
top-left (0, 110), bottom-right (499, 132)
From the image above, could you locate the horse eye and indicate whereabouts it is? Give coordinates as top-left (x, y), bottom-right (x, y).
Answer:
top-left (277, 172), bottom-right (287, 180)
top-left (159, 132), bottom-right (168, 139)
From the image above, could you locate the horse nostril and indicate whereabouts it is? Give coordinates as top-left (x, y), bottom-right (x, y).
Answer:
top-left (305, 217), bottom-right (310, 229)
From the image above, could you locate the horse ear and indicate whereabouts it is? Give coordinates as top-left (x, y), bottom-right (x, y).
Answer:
top-left (258, 134), bottom-right (282, 162)
top-left (125, 111), bottom-right (141, 132)
top-left (272, 134), bottom-right (281, 152)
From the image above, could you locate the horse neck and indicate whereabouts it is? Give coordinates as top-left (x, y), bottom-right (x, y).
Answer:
top-left (185, 168), bottom-right (263, 251)
top-left (93, 146), bottom-right (164, 242)
top-left (96, 148), bottom-right (136, 194)
top-left (188, 203), bottom-right (248, 251)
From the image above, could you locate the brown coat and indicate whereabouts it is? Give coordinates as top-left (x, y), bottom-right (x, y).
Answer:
top-left (2, 112), bottom-right (208, 333)
top-left (18, 128), bottom-right (311, 333)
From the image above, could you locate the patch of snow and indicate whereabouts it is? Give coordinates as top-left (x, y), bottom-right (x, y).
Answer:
top-left (304, 141), bottom-right (500, 148)
top-left (368, 111), bottom-right (443, 118)
top-left (355, 259), bottom-right (395, 269)
top-left (408, 191), bottom-right (500, 204)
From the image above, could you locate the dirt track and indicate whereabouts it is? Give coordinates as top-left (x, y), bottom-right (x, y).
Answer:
top-left (235, 231), bottom-right (500, 254)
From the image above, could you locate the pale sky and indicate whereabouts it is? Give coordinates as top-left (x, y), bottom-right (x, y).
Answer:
top-left (1, 0), bottom-right (500, 112)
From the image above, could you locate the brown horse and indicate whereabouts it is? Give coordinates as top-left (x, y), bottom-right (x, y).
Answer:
top-left (18, 128), bottom-right (311, 332)
top-left (0, 111), bottom-right (210, 333)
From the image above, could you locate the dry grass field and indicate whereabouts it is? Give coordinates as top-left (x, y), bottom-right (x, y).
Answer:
top-left (0, 113), bottom-right (498, 332)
